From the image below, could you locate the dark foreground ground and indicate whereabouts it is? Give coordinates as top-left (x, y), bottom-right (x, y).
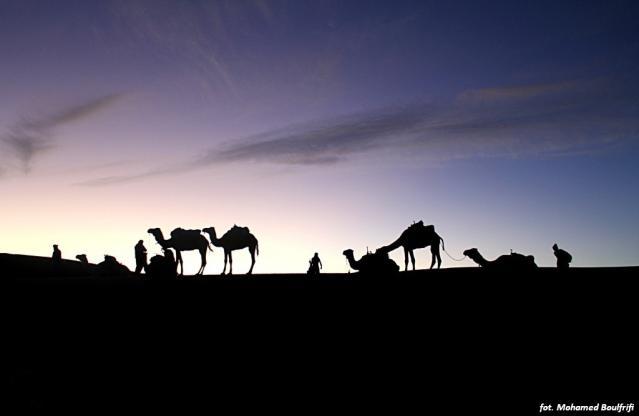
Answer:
top-left (5, 263), bottom-right (638, 413)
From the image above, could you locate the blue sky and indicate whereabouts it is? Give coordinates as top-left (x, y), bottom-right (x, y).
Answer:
top-left (1, 0), bottom-right (638, 272)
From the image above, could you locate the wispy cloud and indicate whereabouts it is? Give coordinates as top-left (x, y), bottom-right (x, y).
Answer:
top-left (203, 77), bottom-right (639, 163)
top-left (1, 94), bottom-right (123, 173)
top-left (78, 78), bottom-right (639, 186)
top-left (205, 105), bottom-right (436, 165)
top-left (456, 80), bottom-right (582, 103)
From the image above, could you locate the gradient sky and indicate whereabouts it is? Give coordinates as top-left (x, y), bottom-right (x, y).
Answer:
top-left (1, 0), bottom-right (638, 274)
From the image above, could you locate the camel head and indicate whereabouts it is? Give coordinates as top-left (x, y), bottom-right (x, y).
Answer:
top-left (342, 249), bottom-right (359, 270)
top-left (202, 227), bottom-right (218, 242)
top-left (148, 228), bottom-right (171, 248)
top-left (76, 254), bottom-right (88, 263)
top-left (463, 248), bottom-right (479, 258)
top-left (148, 228), bottom-right (162, 239)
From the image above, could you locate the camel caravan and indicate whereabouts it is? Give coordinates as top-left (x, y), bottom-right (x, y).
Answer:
top-left (342, 220), bottom-right (570, 275)
top-left (145, 225), bottom-right (260, 278)
top-left (42, 219), bottom-right (570, 278)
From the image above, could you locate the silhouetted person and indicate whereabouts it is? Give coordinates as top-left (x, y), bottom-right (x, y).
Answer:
top-left (52, 245), bottom-right (61, 263)
top-left (553, 244), bottom-right (572, 270)
top-left (307, 252), bottom-right (322, 275)
top-left (134, 240), bottom-right (148, 274)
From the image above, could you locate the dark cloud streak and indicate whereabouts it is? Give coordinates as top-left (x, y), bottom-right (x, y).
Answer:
top-left (205, 78), bottom-right (639, 164)
top-left (1, 94), bottom-right (123, 173)
top-left (78, 78), bottom-right (639, 186)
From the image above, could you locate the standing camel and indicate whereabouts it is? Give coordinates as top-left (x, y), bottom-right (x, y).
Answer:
top-left (376, 221), bottom-right (444, 271)
top-left (203, 226), bottom-right (259, 275)
top-left (147, 228), bottom-right (212, 275)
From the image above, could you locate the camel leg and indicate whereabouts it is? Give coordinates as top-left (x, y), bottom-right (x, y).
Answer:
top-left (248, 246), bottom-right (256, 275)
top-left (409, 250), bottom-right (416, 271)
top-left (177, 251), bottom-right (183, 276)
top-left (222, 251), bottom-right (228, 275)
top-left (228, 252), bottom-right (233, 275)
top-left (403, 248), bottom-right (409, 272)
top-left (199, 248), bottom-right (206, 275)
top-left (430, 244), bottom-right (441, 269)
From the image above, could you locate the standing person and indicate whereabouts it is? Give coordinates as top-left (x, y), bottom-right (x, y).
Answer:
top-left (134, 240), bottom-right (148, 275)
top-left (307, 252), bottom-right (322, 275)
top-left (52, 244), bottom-right (62, 263)
top-left (553, 243), bottom-right (572, 270)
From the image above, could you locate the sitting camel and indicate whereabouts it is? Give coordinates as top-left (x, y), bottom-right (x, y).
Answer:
top-left (97, 255), bottom-right (131, 277)
top-left (145, 251), bottom-right (178, 280)
top-left (203, 225), bottom-right (259, 275)
top-left (343, 249), bottom-right (399, 275)
top-left (463, 248), bottom-right (538, 271)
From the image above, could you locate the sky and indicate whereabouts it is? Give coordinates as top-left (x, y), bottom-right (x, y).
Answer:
top-left (1, 0), bottom-right (638, 274)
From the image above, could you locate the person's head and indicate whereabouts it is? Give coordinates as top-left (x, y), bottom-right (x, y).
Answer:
top-left (314, 252), bottom-right (318, 257)
top-left (552, 243), bottom-right (558, 251)
top-left (53, 244), bottom-right (58, 249)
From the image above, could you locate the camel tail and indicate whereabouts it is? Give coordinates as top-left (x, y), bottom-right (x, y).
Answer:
top-left (208, 243), bottom-right (214, 252)
top-left (439, 235), bottom-right (445, 252)
top-left (256, 241), bottom-right (259, 256)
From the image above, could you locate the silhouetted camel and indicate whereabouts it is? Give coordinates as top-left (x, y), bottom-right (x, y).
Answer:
top-left (76, 254), bottom-right (89, 264)
top-left (145, 251), bottom-right (178, 280)
top-left (203, 226), bottom-right (259, 275)
top-left (343, 249), bottom-right (399, 275)
top-left (97, 255), bottom-right (131, 276)
top-left (147, 228), bottom-right (212, 275)
top-left (377, 221), bottom-right (444, 270)
top-left (463, 248), bottom-right (538, 271)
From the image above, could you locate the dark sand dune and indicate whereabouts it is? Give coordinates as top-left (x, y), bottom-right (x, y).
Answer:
top-left (6, 254), bottom-right (637, 412)
top-left (1, 253), bottom-right (100, 278)
top-left (1, 253), bottom-right (131, 279)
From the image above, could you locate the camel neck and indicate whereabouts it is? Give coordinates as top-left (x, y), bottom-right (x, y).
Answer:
top-left (206, 231), bottom-right (222, 246)
top-left (473, 253), bottom-right (489, 266)
top-left (345, 254), bottom-right (359, 269)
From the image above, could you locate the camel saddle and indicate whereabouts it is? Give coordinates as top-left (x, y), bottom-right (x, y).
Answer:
top-left (228, 225), bottom-right (251, 237)
top-left (170, 228), bottom-right (202, 239)
top-left (407, 221), bottom-right (434, 233)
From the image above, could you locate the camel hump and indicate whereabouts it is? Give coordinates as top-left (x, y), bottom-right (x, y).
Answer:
top-left (406, 221), bottom-right (434, 233)
top-left (232, 224), bottom-right (250, 233)
top-left (170, 228), bottom-right (202, 239)
top-left (230, 225), bottom-right (251, 237)
top-left (510, 252), bottom-right (538, 267)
